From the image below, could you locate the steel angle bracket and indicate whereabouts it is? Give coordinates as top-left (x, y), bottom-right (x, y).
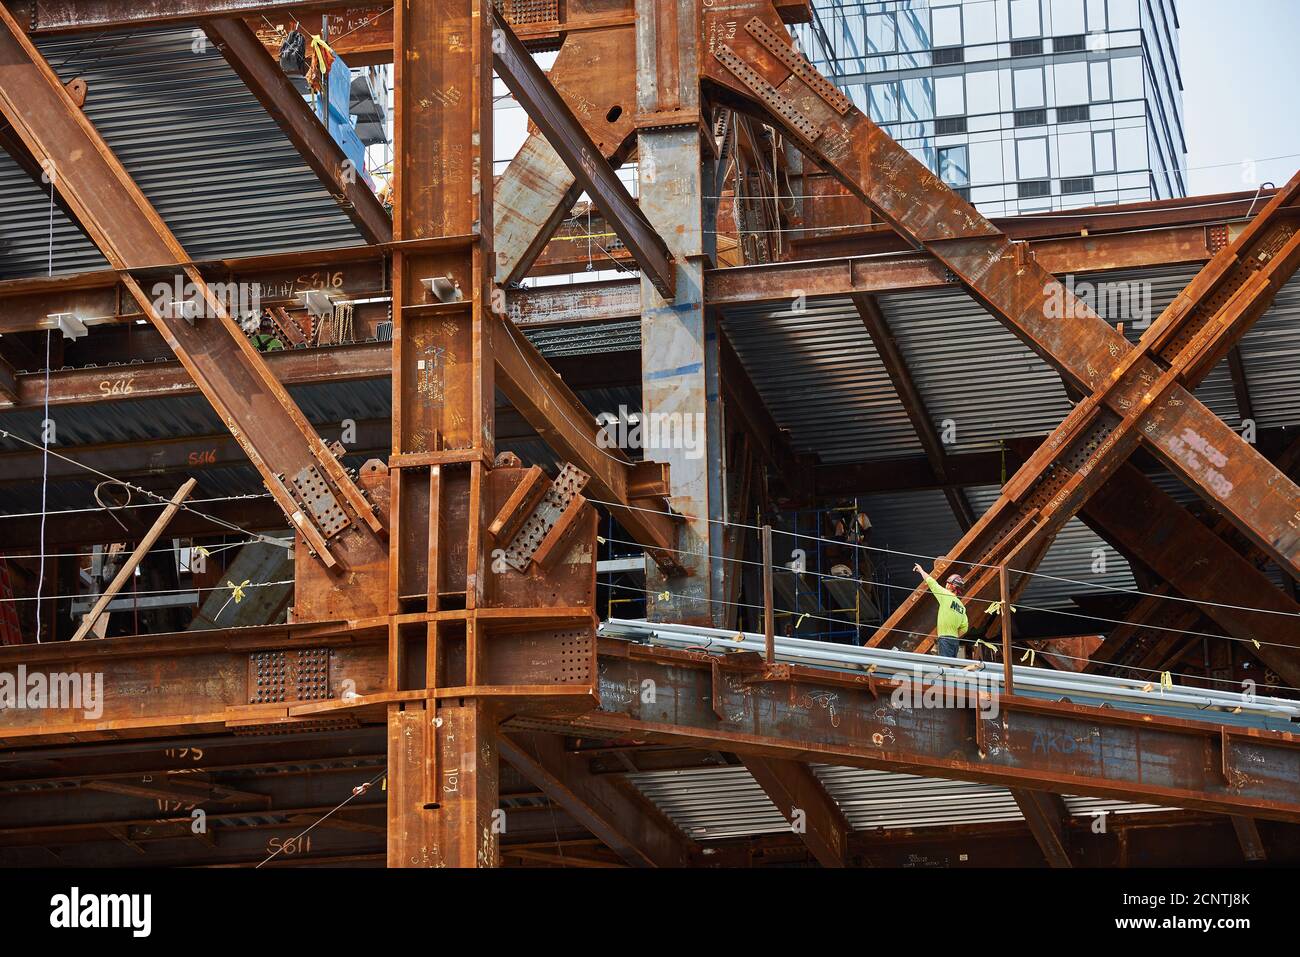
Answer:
top-left (713, 44), bottom-right (820, 146)
top-left (743, 16), bottom-right (852, 116)
top-left (288, 464), bottom-right (353, 540)
top-left (494, 463), bottom-right (592, 572)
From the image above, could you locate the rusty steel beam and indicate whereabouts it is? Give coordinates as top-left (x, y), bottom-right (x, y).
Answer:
top-left (16, 0), bottom-right (348, 32)
top-left (0, 77), bottom-right (89, 232)
top-left (21, 0), bottom-right (646, 42)
top-left (508, 278), bottom-right (642, 327)
top-left (0, 418), bottom-right (390, 484)
top-left (384, 0), bottom-right (501, 869)
top-left (1227, 346), bottom-right (1256, 424)
top-left (853, 293), bottom-right (974, 530)
top-left (706, 223), bottom-right (1220, 309)
top-left (578, 642), bottom-right (1300, 822)
top-left (0, 332), bottom-right (639, 413)
top-left (1081, 439), bottom-right (1300, 681)
top-left (250, 6), bottom-right (393, 66)
top-left (497, 731), bottom-right (691, 867)
top-left (740, 755), bottom-right (850, 867)
top-left (7, 627), bottom-right (1300, 825)
top-left (0, 4), bottom-right (385, 577)
top-left (789, 179), bottom-right (1272, 261)
top-left (492, 9), bottom-right (674, 298)
top-left (0, 252), bottom-right (390, 336)
top-left (1082, 465), bottom-right (1300, 686)
top-left (491, 312), bottom-right (681, 568)
top-left (814, 430), bottom-right (1300, 498)
top-left (1011, 789), bottom-right (1073, 868)
top-left (634, 0), bottom-right (727, 623)
top-left (865, 171), bottom-right (1300, 650)
top-left (1087, 586), bottom-right (1200, 681)
top-left (203, 17), bottom-right (392, 245)
top-left (1, 340), bottom-right (390, 409)
top-left (0, 352), bottom-right (17, 403)
top-left (1230, 815), bottom-right (1268, 862)
top-left (0, 214), bottom-right (1251, 336)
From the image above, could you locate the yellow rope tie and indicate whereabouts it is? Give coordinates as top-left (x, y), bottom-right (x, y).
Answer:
top-left (228, 579), bottom-right (251, 604)
top-left (309, 34), bottom-right (334, 72)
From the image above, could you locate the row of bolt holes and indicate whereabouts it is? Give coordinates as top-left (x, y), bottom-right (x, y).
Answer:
top-left (556, 635), bottom-right (590, 679)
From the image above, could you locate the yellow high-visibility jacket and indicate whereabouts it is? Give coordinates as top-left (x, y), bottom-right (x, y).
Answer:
top-left (922, 572), bottom-right (968, 638)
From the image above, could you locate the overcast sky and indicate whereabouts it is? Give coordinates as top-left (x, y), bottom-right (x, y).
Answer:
top-left (1178, 0), bottom-right (1300, 194)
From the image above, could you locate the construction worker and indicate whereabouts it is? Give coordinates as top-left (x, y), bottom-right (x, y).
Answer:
top-left (912, 563), bottom-right (968, 658)
top-left (249, 314), bottom-right (284, 353)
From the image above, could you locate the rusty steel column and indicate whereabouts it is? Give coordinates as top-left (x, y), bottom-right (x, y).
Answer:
top-left (387, 0), bottom-right (499, 869)
top-left (636, 0), bottom-right (726, 626)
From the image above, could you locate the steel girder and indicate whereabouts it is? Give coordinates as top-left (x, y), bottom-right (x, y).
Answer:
top-left (740, 754), bottom-right (851, 866)
top-left (0, 210), bottom-right (1244, 335)
top-left (576, 642), bottom-right (1300, 824)
top-left (202, 17), bottom-right (393, 244)
top-left (4, 627), bottom-right (1300, 823)
top-left (492, 9), bottom-right (673, 298)
top-left (1084, 435), bottom-right (1300, 681)
top-left (497, 731), bottom-right (693, 867)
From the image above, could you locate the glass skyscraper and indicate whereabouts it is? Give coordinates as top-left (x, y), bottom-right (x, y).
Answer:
top-left (794, 0), bottom-right (1187, 216)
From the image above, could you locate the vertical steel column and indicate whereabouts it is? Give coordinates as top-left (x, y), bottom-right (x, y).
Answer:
top-left (387, 0), bottom-right (499, 869)
top-left (636, 0), bottom-right (725, 625)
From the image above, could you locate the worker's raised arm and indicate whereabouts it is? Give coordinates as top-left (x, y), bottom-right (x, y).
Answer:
top-left (912, 563), bottom-right (947, 600)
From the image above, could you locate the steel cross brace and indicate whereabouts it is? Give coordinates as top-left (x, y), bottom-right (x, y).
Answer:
top-left (491, 9), bottom-right (674, 297)
top-left (1086, 434), bottom-right (1300, 682)
top-left (0, 5), bottom-right (385, 577)
top-left (689, 3), bottom-right (1300, 647)
top-left (862, 171), bottom-right (1300, 649)
top-left (491, 11), bottom-right (638, 285)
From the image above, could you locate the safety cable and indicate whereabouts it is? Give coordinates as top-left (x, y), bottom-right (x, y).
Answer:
top-left (586, 497), bottom-right (1300, 622)
top-left (0, 493), bottom-right (274, 522)
top-left (256, 769), bottom-right (387, 870)
top-left (0, 429), bottom-right (282, 547)
top-left (595, 532), bottom-right (1300, 653)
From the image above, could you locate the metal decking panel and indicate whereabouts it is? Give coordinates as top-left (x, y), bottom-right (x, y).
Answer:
top-left (720, 297), bottom-right (923, 464)
top-left (0, 27), bottom-right (367, 280)
top-left (622, 763), bottom-right (1172, 842)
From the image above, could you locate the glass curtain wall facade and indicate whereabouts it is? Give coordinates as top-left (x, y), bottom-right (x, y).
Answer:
top-left (794, 0), bottom-right (1187, 216)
